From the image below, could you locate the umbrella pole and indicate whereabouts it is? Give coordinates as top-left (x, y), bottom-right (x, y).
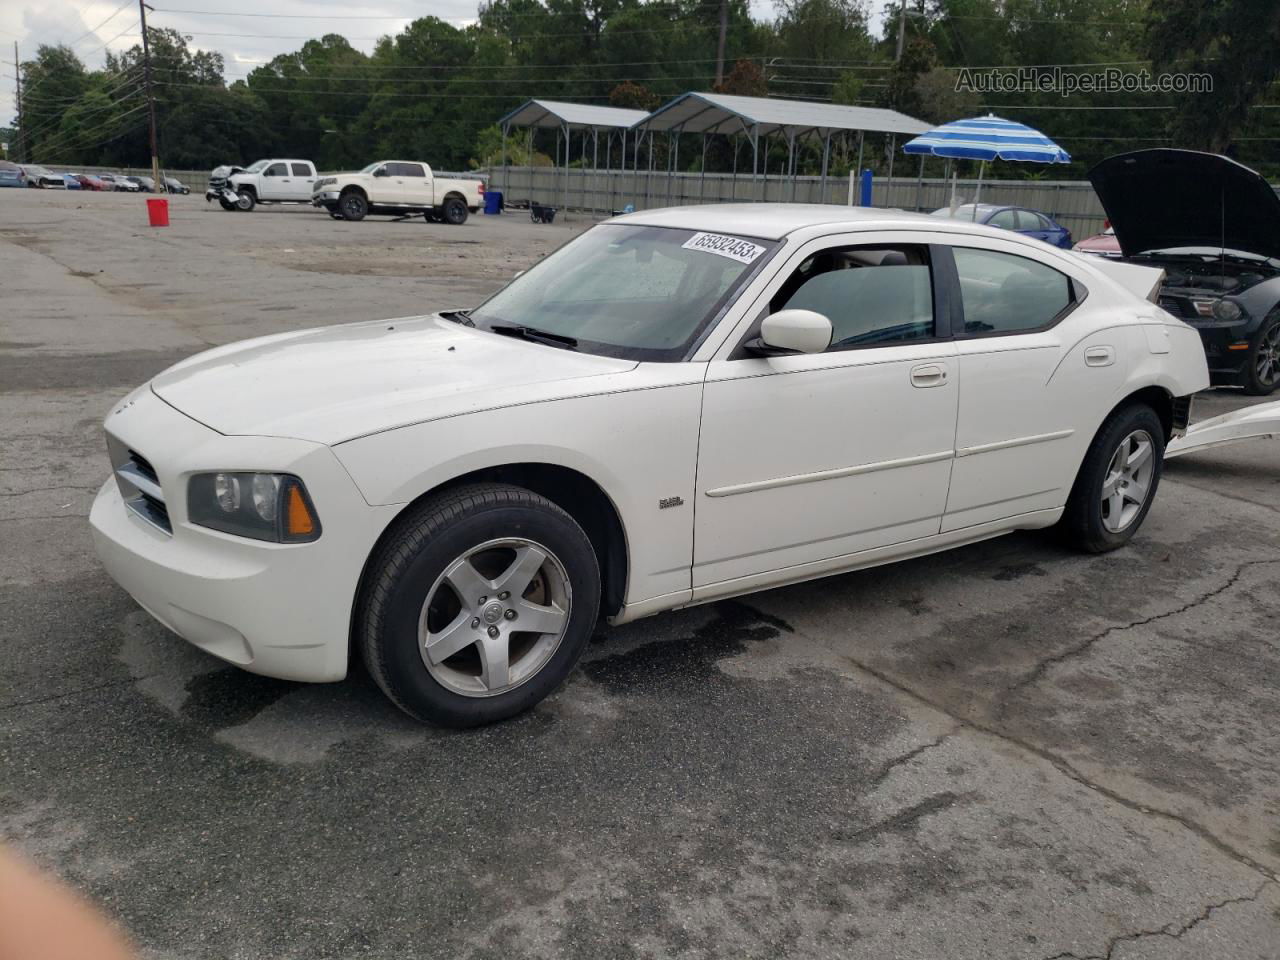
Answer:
top-left (973, 159), bottom-right (985, 217)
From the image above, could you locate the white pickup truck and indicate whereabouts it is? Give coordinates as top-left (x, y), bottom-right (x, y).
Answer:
top-left (206, 158), bottom-right (318, 211)
top-left (311, 161), bottom-right (485, 224)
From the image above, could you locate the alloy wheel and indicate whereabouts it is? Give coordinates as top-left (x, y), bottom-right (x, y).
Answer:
top-left (418, 538), bottom-right (572, 697)
top-left (1100, 429), bottom-right (1155, 533)
top-left (1257, 324), bottom-right (1280, 387)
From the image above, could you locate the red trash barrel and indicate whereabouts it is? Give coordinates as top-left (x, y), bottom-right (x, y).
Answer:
top-left (146, 197), bottom-right (169, 227)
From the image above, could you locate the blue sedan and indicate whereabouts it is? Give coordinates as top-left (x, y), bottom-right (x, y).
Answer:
top-left (931, 204), bottom-right (1072, 249)
top-left (62, 173), bottom-right (83, 190)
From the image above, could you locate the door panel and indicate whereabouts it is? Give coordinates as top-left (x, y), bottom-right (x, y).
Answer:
top-left (694, 341), bottom-right (959, 587)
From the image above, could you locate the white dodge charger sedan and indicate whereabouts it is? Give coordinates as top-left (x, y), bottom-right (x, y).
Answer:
top-left (91, 204), bottom-right (1208, 726)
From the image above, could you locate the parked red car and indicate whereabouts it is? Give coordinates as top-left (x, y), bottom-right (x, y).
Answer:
top-left (75, 174), bottom-right (108, 191)
top-left (1072, 223), bottom-right (1122, 258)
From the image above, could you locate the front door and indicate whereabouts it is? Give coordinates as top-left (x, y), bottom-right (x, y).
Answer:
top-left (260, 162), bottom-right (290, 200)
top-left (693, 238), bottom-right (959, 593)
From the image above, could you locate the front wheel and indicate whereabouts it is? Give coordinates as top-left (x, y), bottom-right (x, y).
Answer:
top-left (1060, 403), bottom-right (1165, 553)
top-left (218, 198), bottom-right (235, 211)
top-left (358, 483), bottom-right (600, 727)
top-left (339, 192), bottom-right (368, 221)
top-left (235, 190), bottom-right (255, 212)
top-left (441, 196), bottom-right (468, 225)
top-left (1243, 315), bottom-right (1280, 396)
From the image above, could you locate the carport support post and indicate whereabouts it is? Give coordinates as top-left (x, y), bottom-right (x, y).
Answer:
top-left (751, 124), bottom-right (760, 198)
top-left (561, 121), bottom-right (570, 218)
top-left (592, 128), bottom-right (599, 218)
top-left (915, 153), bottom-right (925, 212)
top-left (787, 133), bottom-right (797, 201)
top-left (499, 121), bottom-right (509, 195)
top-left (699, 133), bottom-right (708, 204)
top-left (819, 132), bottom-right (831, 203)
top-left (886, 133), bottom-right (896, 203)
top-left (855, 131), bottom-right (865, 183)
top-left (730, 134), bottom-right (739, 201)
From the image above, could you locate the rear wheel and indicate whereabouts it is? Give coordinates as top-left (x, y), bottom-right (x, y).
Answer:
top-left (339, 192), bottom-right (368, 221)
top-left (235, 189), bottom-right (255, 212)
top-left (359, 483), bottom-right (600, 727)
top-left (1061, 403), bottom-right (1164, 553)
top-left (442, 196), bottom-right (468, 225)
top-left (1243, 315), bottom-right (1280, 396)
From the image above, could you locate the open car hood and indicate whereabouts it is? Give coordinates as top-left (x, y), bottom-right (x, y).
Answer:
top-left (1088, 149), bottom-right (1280, 261)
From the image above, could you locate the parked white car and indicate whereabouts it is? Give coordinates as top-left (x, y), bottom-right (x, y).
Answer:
top-left (311, 160), bottom-right (484, 223)
top-left (91, 204), bottom-right (1208, 727)
top-left (206, 158), bottom-right (318, 211)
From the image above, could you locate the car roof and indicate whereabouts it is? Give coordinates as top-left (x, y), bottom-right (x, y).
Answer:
top-left (613, 203), bottom-right (961, 241)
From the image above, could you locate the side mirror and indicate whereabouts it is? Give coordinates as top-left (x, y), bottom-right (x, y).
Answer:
top-left (373, 167), bottom-right (388, 177)
top-left (749, 309), bottom-right (833, 355)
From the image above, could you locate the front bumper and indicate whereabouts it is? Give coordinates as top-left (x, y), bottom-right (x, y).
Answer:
top-left (312, 191), bottom-right (340, 206)
top-left (89, 387), bottom-right (399, 682)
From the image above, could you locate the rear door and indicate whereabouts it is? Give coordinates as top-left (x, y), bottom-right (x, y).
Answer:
top-left (394, 162), bottom-right (430, 207)
top-left (287, 162), bottom-right (315, 200)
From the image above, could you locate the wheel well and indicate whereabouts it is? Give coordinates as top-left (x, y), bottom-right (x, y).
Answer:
top-left (443, 191), bottom-right (465, 205)
top-left (340, 185), bottom-right (367, 199)
top-left (358, 463), bottom-right (629, 624)
top-left (236, 183), bottom-right (257, 198)
top-left (1112, 386), bottom-right (1174, 440)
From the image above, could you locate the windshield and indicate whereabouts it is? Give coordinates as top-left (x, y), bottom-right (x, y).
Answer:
top-left (469, 224), bottom-right (776, 361)
top-left (244, 160), bottom-right (269, 173)
top-left (361, 161), bottom-right (383, 173)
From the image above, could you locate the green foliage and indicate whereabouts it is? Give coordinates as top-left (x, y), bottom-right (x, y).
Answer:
top-left (11, 0), bottom-right (1280, 178)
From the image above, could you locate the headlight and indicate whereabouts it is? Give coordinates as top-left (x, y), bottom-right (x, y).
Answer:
top-left (188, 472), bottom-right (320, 542)
top-left (1212, 298), bottom-right (1243, 323)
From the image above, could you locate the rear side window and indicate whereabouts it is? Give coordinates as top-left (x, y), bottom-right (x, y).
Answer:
top-left (953, 247), bottom-right (1073, 335)
top-left (987, 209), bottom-right (1018, 229)
top-left (399, 163), bottom-right (425, 177)
top-left (772, 245), bottom-right (934, 349)
top-left (290, 163), bottom-right (311, 176)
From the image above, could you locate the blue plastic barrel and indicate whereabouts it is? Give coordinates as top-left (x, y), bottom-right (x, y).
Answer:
top-left (484, 190), bottom-right (503, 215)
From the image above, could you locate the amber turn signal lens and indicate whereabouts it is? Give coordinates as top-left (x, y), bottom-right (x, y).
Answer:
top-left (286, 483), bottom-right (316, 536)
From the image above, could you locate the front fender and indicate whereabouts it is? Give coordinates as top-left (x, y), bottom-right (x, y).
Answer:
top-left (331, 383), bottom-right (704, 606)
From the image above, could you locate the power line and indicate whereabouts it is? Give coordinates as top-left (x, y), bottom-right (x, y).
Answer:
top-left (64, 0), bottom-right (136, 50)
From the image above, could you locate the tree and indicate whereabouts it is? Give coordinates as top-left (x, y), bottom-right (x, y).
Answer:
top-left (1146, 0), bottom-right (1280, 152)
top-left (914, 65), bottom-right (977, 122)
top-left (715, 59), bottom-right (767, 96)
top-left (609, 80), bottom-right (661, 110)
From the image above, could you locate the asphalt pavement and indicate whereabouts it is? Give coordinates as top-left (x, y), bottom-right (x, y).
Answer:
top-left (2, 189), bottom-right (1278, 959)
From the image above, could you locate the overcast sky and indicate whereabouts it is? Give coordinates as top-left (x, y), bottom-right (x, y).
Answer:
top-left (4, 0), bottom-right (889, 133)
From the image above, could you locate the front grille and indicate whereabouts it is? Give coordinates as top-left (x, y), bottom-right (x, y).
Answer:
top-left (1158, 295), bottom-right (1195, 319)
top-left (108, 438), bottom-right (172, 535)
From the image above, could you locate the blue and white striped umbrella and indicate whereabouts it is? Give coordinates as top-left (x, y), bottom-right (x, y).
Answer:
top-left (902, 114), bottom-right (1071, 164)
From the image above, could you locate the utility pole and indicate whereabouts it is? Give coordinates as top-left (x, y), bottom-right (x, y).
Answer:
top-left (12, 42), bottom-right (21, 163)
top-left (138, 0), bottom-right (162, 190)
top-left (895, 0), bottom-right (908, 61)
top-left (714, 0), bottom-right (728, 87)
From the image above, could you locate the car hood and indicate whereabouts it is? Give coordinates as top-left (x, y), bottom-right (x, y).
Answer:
top-left (151, 315), bottom-right (637, 445)
top-left (1089, 149), bottom-right (1280, 260)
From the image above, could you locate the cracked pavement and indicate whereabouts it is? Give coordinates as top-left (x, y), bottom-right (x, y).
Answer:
top-left (2, 191), bottom-right (1279, 959)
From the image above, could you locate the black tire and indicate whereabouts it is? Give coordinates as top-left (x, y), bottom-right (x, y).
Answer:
top-left (218, 198), bottom-right (236, 211)
top-left (1060, 403), bottom-right (1165, 553)
top-left (424, 210), bottom-right (442, 223)
top-left (441, 196), bottom-right (468, 225)
top-left (235, 189), bottom-right (255, 212)
top-left (339, 192), bottom-right (368, 221)
top-left (1243, 313), bottom-right (1280, 396)
top-left (359, 483), bottom-right (600, 727)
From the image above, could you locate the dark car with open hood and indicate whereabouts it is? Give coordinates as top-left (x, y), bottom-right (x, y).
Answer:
top-left (1089, 149), bottom-right (1280, 395)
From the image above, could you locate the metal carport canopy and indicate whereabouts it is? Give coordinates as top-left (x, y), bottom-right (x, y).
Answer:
top-left (498, 99), bottom-right (649, 131)
top-left (635, 92), bottom-right (931, 137)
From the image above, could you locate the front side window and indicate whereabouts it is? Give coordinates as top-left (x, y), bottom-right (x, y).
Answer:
top-left (770, 245), bottom-right (935, 349)
top-left (470, 224), bottom-right (776, 361)
top-left (265, 163), bottom-right (287, 177)
top-left (953, 247), bottom-right (1073, 335)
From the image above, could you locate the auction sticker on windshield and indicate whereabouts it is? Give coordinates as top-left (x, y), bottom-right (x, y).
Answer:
top-left (681, 232), bottom-right (766, 264)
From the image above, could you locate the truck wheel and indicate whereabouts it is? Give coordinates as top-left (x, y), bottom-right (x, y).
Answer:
top-left (218, 198), bottom-right (235, 211)
top-left (340, 193), bottom-right (368, 221)
top-left (442, 197), bottom-right (468, 225)
top-left (235, 190), bottom-right (255, 212)
top-left (358, 483), bottom-right (600, 727)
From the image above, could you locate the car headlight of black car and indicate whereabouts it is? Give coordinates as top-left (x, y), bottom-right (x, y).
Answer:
top-left (1212, 298), bottom-right (1244, 323)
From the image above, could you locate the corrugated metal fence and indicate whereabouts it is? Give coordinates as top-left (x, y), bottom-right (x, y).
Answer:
top-left (489, 165), bottom-right (1110, 240)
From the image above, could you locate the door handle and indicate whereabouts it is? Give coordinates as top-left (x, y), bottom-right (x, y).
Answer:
top-left (1085, 345), bottom-right (1115, 367)
top-left (910, 363), bottom-right (948, 387)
